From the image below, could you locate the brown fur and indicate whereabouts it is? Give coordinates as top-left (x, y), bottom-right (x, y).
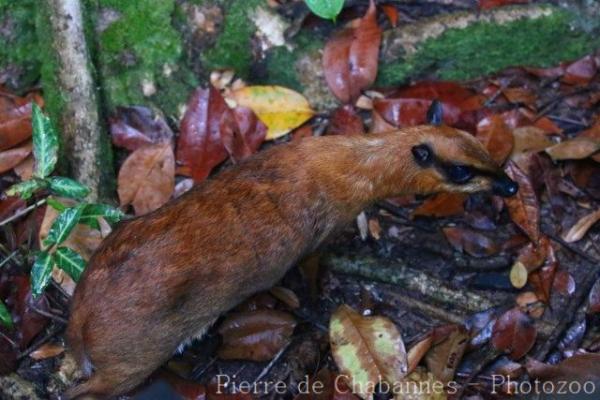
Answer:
top-left (65, 126), bottom-right (505, 398)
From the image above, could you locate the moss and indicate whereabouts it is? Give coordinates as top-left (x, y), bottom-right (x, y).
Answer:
top-left (259, 32), bottom-right (324, 91)
top-left (93, 0), bottom-right (196, 115)
top-left (201, 0), bottom-right (264, 78)
top-left (0, 0), bottom-right (39, 90)
top-left (377, 9), bottom-right (600, 86)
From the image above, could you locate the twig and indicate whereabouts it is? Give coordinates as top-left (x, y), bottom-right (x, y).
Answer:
top-left (0, 330), bottom-right (18, 349)
top-left (252, 342), bottom-right (291, 385)
top-left (0, 199), bottom-right (46, 227)
top-left (0, 250), bottom-right (19, 269)
top-left (382, 289), bottom-right (465, 325)
top-left (542, 228), bottom-right (600, 265)
top-left (191, 357), bottom-right (217, 380)
top-left (18, 326), bottom-right (63, 360)
top-left (31, 304), bottom-right (68, 325)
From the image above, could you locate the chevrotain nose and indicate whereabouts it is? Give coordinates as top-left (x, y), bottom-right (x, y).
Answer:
top-left (492, 175), bottom-right (519, 197)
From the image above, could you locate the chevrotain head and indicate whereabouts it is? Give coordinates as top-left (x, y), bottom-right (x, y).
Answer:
top-left (397, 124), bottom-right (518, 197)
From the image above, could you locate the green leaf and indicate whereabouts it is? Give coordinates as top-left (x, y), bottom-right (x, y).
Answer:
top-left (31, 251), bottom-right (54, 297)
top-left (47, 177), bottom-right (90, 200)
top-left (46, 197), bottom-right (67, 212)
top-left (32, 103), bottom-right (59, 178)
top-left (43, 205), bottom-right (84, 248)
top-left (305, 0), bottom-right (344, 20)
top-left (54, 247), bottom-right (85, 282)
top-left (81, 204), bottom-right (125, 225)
top-left (0, 300), bottom-right (12, 328)
top-left (5, 179), bottom-right (47, 200)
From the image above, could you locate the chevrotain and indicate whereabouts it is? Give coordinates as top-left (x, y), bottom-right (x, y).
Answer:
top-left (65, 125), bottom-right (517, 398)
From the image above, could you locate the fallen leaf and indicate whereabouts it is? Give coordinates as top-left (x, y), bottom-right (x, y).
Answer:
top-left (504, 161), bottom-right (540, 243)
top-left (476, 115), bottom-right (514, 164)
top-left (562, 55), bottom-right (598, 85)
top-left (545, 137), bottom-right (600, 161)
top-left (368, 218), bottom-right (381, 240)
top-left (177, 87), bottom-right (230, 182)
top-left (509, 261), bottom-right (528, 289)
top-left (424, 326), bottom-right (469, 384)
top-left (269, 286), bottom-right (300, 309)
top-left (230, 85), bottom-right (314, 140)
top-left (588, 279), bottom-right (600, 314)
top-left (528, 245), bottom-right (558, 304)
top-left (0, 115), bottom-right (31, 151)
top-left (327, 105), bottom-right (364, 136)
top-left (526, 353), bottom-right (600, 384)
top-left (10, 276), bottom-right (50, 349)
top-left (491, 308), bottom-right (537, 359)
top-left (562, 209), bottom-right (600, 243)
top-left (0, 140), bottom-right (32, 174)
top-left (407, 336), bottom-right (433, 374)
top-left (118, 142), bottom-right (175, 215)
top-left (502, 87), bottom-right (537, 108)
top-left (514, 236), bottom-right (550, 273)
top-left (14, 155), bottom-right (34, 181)
top-left (553, 270), bottom-right (576, 297)
top-left (395, 368), bottom-right (447, 400)
top-left (109, 106), bottom-right (174, 151)
top-left (227, 106), bottom-right (267, 161)
top-left (322, 0), bottom-right (381, 103)
top-left (515, 292), bottom-right (545, 319)
top-left (381, 4), bottom-right (399, 27)
top-left (329, 304), bottom-right (407, 399)
top-left (411, 193), bottom-right (466, 218)
top-left (294, 368), bottom-right (359, 400)
top-left (217, 309), bottom-right (296, 361)
top-left (29, 343), bottom-right (64, 360)
top-left (511, 126), bottom-right (555, 156)
top-left (442, 227), bottom-right (499, 258)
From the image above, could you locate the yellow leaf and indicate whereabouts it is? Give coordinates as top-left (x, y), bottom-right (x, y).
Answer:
top-left (329, 304), bottom-right (407, 399)
top-left (230, 85), bottom-right (314, 140)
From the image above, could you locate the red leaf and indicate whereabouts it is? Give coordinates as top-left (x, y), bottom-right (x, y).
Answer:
top-left (222, 106), bottom-right (267, 162)
top-left (109, 106), bottom-right (174, 151)
top-left (504, 161), bottom-right (540, 243)
top-left (177, 87), bottom-right (230, 182)
top-left (491, 308), bottom-right (537, 359)
top-left (0, 196), bottom-right (26, 222)
top-left (562, 55), bottom-right (598, 86)
top-left (217, 309), bottom-right (296, 361)
top-left (476, 115), bottom-right (514, 164)
top-left (373, 81), bottom-right (477, 129)
top-left (327, 105), bottom-right (364, 136)
top-left (323, 0), bottom-right (381, 103)
top-left (515, 236), bottom-right (550, 273)
top-left (380, 4), bottom-right (399, 27)
top-left (479, 0), bottom-right (529, 10)
top-left (118, 143), bottom-right (175, 215)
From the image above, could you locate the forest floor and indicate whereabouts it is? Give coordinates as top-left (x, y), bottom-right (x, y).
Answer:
top-left (1, 1), bottom-right (600, 399)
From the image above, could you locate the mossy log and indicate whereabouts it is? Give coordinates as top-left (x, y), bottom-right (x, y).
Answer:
top-left (321, 252), bottom-right (494, 313)
top-left (38, 0), bottom-right (113, 201)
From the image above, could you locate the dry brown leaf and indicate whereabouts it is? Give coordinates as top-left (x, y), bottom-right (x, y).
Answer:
top-left (118, 142), bottom-right (175, 216)
top-left (424, 326), bottom-right (469, 384)
top-left (504, 161), bottom-right (540, 243)
top-left (217, 309), bottom-right (296, 361)
top-left (269, 286), bottom-right (300, 309)
top-left (29, 343), bottom-right (64, 360)
top-left (545, 137), bottom-right (600, 161)
top-left (491, 308), bottom-right (537, 360)
top-left (0, 140), bottom-right (31, 174)
top-left (412, 193), bottom-right (466, 218)
top-left (562, 209), bottom-right (600, 243)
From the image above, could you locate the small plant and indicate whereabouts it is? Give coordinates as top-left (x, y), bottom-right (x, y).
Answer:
top-left (1, 104), bottom-right (123, 327)
top-left (304, 0), bottom-right (344, 21)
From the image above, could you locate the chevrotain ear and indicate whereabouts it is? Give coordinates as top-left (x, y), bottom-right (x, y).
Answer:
top-left (427, 99), bottom-right (443, 126)
top-left (412, 144), bottom-right (433, 166)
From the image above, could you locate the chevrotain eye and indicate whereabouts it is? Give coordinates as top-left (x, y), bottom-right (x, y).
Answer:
top-left (412, 144), bottom-right (433, 166)
top-left (447, 164), bottom-right (474, 184)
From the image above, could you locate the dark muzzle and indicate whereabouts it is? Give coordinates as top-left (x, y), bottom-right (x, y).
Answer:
top-left (492, 174), bottom-right (519, 197)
